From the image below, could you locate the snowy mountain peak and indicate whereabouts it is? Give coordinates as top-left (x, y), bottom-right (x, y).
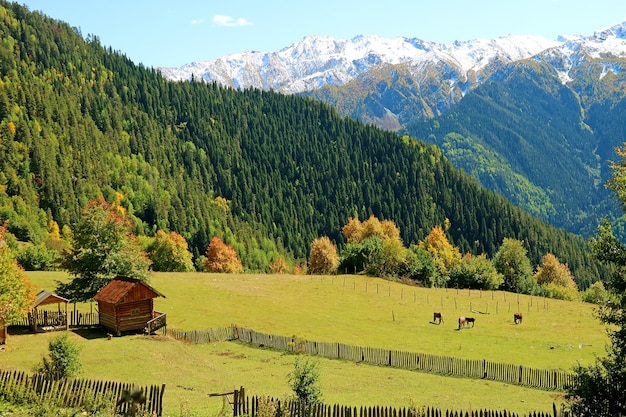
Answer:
top-left (158, 33), bottom-right (561, 94)
top-left (157, 21), bottom-right (626, 96)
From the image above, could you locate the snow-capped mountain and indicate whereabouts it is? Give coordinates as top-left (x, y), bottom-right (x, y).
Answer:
top-left (158, 21), bottom-right (626, 131)
top-left (159, 21), bottom-right (626, 93)
top-left (157, 34), bottom-right (561, 94)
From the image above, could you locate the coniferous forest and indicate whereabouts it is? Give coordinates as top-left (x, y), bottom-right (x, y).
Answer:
top-left (0, 2), bottom-right (607, 287)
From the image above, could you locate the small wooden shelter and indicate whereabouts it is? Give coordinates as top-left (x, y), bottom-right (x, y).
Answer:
top-left (29, 290), bottom-right (69, 333)
top-left (93, 276), bottom-right (165, 336)
top-left (0, 325), bottom-right (6, 344)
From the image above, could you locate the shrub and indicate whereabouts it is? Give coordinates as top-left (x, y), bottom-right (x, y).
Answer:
top-left (36, 334), bottom-right (81, 379)
top-left (288, 356), bottom-right (322, 405)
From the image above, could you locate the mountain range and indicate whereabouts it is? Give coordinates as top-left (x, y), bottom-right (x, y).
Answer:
top-left (0, 0), bottom-right (606, 285)
top-left (158, 23), bottom-right (626, 237)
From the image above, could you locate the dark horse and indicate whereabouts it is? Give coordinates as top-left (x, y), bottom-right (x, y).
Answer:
top-left (433, 311), bottom-right (443, 324)
top-left (459, 316), bottom-right (475, 329)
top-left (514, 312), bottom-right (523, 324)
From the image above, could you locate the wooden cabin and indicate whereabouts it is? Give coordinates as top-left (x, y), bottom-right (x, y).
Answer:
top-left (0, 325), bottom-right (6, 344)
top-left (93, 276), bottom-right (165, 336)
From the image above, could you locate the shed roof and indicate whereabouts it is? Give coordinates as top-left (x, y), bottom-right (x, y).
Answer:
top-left (34, 290), bottom-right (69, 308)
top-left (93, 276), bottom-right (164, 304)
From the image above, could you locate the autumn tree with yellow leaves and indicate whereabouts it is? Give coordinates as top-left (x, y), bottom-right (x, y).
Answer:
top-left (534, 253), bottom-right (578, 300)
top-left (148, 230), bottom-right (195, 272)
top-left (418, 221), bottom-right (462, 287)
top-left (0, 223), bottom-right (35, 331)
top-left (308, 236), bottom-right (340, 275)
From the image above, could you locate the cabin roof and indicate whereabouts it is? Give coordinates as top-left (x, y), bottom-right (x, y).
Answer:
top-left (93, 276), bottom-right (164, 304)
top-left (34, 290), bottom-right (69, 308)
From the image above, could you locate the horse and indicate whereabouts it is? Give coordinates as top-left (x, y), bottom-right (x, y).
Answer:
top-left (459, 316), bottom-right (475, 329)
top-left (433, 311), bottom-right (443, 324)
top-left (514, 312), bottom-right (523, 324)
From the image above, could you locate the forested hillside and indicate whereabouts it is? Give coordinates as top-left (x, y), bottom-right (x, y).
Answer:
top-left (0, 2), bottom-right (605, 285)
top-left (404, 60), bottom-right (624, 238)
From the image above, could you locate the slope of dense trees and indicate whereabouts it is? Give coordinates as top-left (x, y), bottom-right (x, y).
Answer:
top-left (404, 60), bottom-right (623, 238)
top-left (0, 2), bottom-right (606, 284)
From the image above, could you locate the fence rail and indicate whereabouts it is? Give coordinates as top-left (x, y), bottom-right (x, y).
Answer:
top-left (162, 325), bottom-right (575, 392)
top-left (0, 369), bottom-right (165, 416)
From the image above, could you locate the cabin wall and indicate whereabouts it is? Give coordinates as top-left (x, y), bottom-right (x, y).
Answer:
top-left (97, 301), bottom-right (117, 333)
top-left (0, 325), bottom-right (6, 344)
top-left (117, 300), bottom-right (153, 333)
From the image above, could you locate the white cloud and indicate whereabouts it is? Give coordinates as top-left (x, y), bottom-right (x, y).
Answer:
top-left (190, 19), bottom-right (205, 25)
top-left (212, 14), bottom-right (253, 27)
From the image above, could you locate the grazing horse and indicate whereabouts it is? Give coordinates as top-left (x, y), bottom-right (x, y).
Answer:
top-left (459, 316), bottom-right (475, 329)
top-left (433, 311), bottom-right (444, 324)
top-left (514, 312), bottom-right (523, 324)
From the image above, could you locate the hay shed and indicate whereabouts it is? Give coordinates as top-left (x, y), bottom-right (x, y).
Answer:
top-left (29, 290), bottom-right (69, 333)
top-left (93, 276), bottom-right (165, 336)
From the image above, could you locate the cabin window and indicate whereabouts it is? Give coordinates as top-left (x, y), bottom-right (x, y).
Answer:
top-left (131, 309), bottom-right (139, 315)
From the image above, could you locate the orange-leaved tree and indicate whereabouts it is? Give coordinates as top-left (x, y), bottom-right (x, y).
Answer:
top-left (269, 257), bottom-right (289, 274)
top-left (0, 223), bottom-right (36, 329)
top-left (203, 236), bottom-right (244, 273)
top-left (308, 236), bottom-right (339, 275)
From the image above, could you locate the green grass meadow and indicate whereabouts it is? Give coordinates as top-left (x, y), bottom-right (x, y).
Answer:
top-left (1, 272), bottom-right (611, 416)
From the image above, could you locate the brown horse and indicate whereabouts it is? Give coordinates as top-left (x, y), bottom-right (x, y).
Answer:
top-left (514, 312), bottom-right (523, 324)
top-left (433, 311), bottom-right (443, 324)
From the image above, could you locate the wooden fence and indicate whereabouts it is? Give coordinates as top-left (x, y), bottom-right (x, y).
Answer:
top-left (161, 325), bottom-right (575, 392)
top-left (234, 393), bottom-right (573, 417)
top-left (0, 369), bottom-right (165, 416)
top-left (11, 310), bottom-right (99, 328)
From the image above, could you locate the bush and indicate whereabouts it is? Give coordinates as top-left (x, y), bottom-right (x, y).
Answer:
top-left (36, 334), bottom-right (81, 379)
top-left (288, 356), bottom-right (322, 405)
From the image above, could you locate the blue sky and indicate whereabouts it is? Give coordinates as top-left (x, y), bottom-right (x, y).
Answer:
top-left (18, 1), bottom-right (626, 68)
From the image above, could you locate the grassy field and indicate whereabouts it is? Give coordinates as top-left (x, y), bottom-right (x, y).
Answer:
top-left (1, 271), bottom-right (611, 416)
